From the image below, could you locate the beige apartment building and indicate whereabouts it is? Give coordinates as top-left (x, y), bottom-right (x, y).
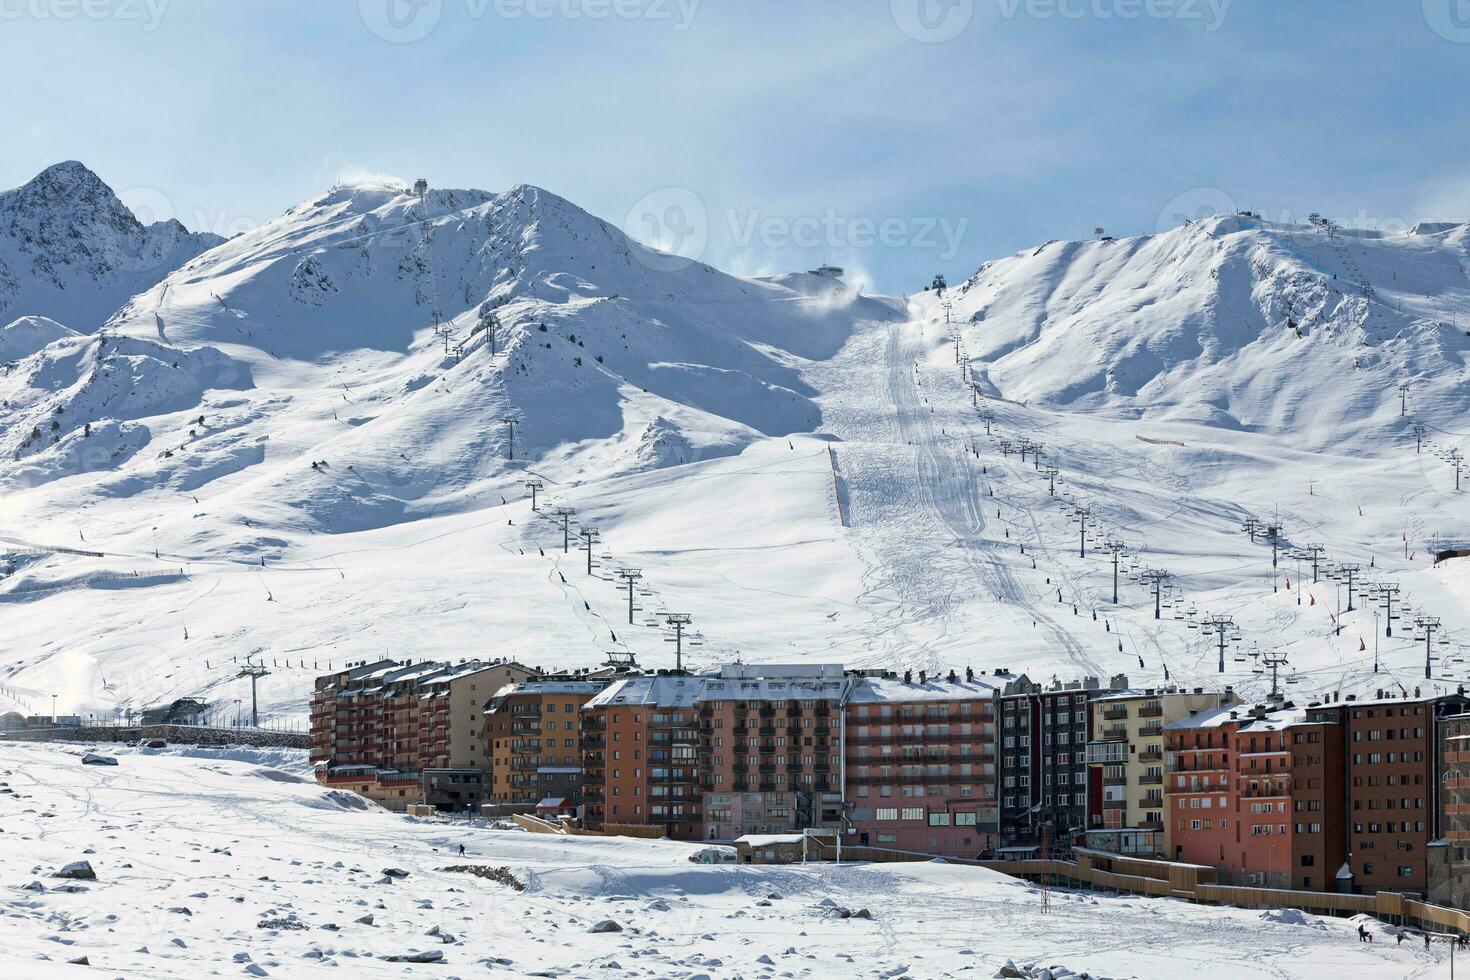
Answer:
top-left (1086, 685), bottom-right (1237, 855)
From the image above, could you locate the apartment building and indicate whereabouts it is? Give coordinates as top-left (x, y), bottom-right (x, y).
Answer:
top-left (1086, 685), bottom-right (1238, 854)
top-left (1431, 711), bottom-right (1470, 908)
top-left (1166, 702), bottom-right (1346, 890)
top-left (844, 668), bottom-right (1003, 857)
top-left (701, 664), bottom-right (849, 840)
top-left (309, 658), bottom-right (398, 769)
top-left (309, 658), bottom-right (536, 811)
top-left (997, 673), bottom-right (1127, 849)
top-left (580, 671), bottom-right (706, 839)
top-left (484, 678), bottom-right (606, 807)
top-left (1334, 689), bottom-right (1470, 894)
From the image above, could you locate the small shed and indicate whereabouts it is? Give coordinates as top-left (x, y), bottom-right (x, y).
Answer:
top-left (535, 797), bottom-right (575, 817)
top-left (733, 834), bottom-right (808, 864)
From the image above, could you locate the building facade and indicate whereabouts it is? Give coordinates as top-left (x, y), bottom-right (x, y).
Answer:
top-left (484, 678), bottom-right (606, 807)
top-left (1086, 686), bottom-right (1238, 854)
top-left (843, 669), bottom-right (1002, 857)
top-left (997, 673), bottom-right (1126, 849)
top-left (1431, 711), bottom-right (1470, 908)
top-left (1166, 703), bottom-right (1346, 891)
top-left (309, 658), bottom-right (535, 811)
top-left (1337, 690), bottom-right (1470, 894)
top-left (698, 664), bottom-right (848, 841)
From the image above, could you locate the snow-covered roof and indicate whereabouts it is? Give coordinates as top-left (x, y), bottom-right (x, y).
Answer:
top-left (491, 679), bottom-right (605, 699)
top-left (1167, 703), bottom-right (1335, 733)
top-left (847, 675), bottom-right (1000, 703)
top-left (584, 673), bottom-right (850, 709)
top-left (734, 834), bottom-right (806, 847)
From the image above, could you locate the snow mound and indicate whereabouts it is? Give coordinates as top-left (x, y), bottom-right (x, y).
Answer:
top-left (1259, 907), bottom-right (1326, 929)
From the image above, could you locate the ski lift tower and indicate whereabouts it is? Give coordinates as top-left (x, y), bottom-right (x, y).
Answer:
top-left (660, 613), bottom-right (694, 671)
top-left (1200, 615), bottom-right (1240, 674)
top-left (237, 658), bottom-right (270, 728)
top-left (414, 178), bottom-right (428, 200)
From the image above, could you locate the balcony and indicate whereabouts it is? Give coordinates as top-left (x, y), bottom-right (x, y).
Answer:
top-left (1138, 704), bottom-right (1163, 719)
top-left (1102, 706), bottom-right (1129, 721)
top-left (1139, 723), bottom-right (1164, 737)
top-left (1138, 750), bottom-right (1164, 763)
top-left (1138, 774), bottom-right (1163, 786)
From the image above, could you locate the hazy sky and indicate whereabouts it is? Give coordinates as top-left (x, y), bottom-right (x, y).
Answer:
top-left (4, 0), bottom-right (1469, 293)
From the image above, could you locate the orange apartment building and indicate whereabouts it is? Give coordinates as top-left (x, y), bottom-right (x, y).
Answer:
top-left (1337, 690), bottom-right (1469, 894)
top-left (580, 664), bottom-right (852, 840)
top-left (484, 678), bottom-right (607, 808)
top-left (580, 671), bottom-right (706, 839)
top-left (1166, 702), bottom-right (1345, 891)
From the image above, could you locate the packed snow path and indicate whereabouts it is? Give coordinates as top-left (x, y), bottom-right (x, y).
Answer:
top-left (811, 315), bottom-right (1101, 678)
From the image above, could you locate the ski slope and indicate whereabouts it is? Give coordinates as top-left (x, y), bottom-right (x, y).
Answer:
top-left (0, 741), bottom-right (1451, 979)
top-left (0, 164), bottom-right (1467, 727)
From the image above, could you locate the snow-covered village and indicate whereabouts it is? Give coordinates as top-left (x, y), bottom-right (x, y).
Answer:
top-left (3, 3), bottom-right (1470, 978)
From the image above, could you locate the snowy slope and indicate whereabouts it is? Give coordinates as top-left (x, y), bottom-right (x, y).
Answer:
top-left (951, 216), bottom-right (1470, 445)
top-left (0, 169), bottom-right (1467, 731)
top-left (0, 162), bottom-right (224, 330)
top-left (0, 742), bottom-right (1449, 979)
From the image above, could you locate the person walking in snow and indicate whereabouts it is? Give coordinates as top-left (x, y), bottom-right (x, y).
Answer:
top-left (458, 844), bottom-right (465, 857)
top-left (1357, 924), bottom-right (1367, 943)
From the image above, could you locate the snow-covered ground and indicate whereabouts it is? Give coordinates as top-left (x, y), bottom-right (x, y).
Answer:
top-left (0, 164), bottom-right (1467, 728)
top-left (0, 742), bottom-right (1453, 979)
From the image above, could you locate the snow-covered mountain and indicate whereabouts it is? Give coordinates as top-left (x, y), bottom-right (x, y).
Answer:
top-left (950, 215), bottom-right (1470, 445)
top-left (0, 167), bottom-right (1466, 732)
top-left (0, 162), bottom-right (224, 330)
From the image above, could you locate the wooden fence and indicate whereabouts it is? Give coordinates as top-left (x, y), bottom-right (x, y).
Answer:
top-left (802, 841), bottom-right (1469, 934)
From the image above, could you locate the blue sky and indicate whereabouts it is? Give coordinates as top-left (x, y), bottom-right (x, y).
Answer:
top-left (3, 0), bottom-right (1469, 293)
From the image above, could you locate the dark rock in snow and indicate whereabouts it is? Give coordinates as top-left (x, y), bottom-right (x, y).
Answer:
top-left (53, 860), bottom-right (96, 880)
top-left (589, 919), bottom-right (623, 934)
top-left (384, 950), bottom-right (444, 963)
